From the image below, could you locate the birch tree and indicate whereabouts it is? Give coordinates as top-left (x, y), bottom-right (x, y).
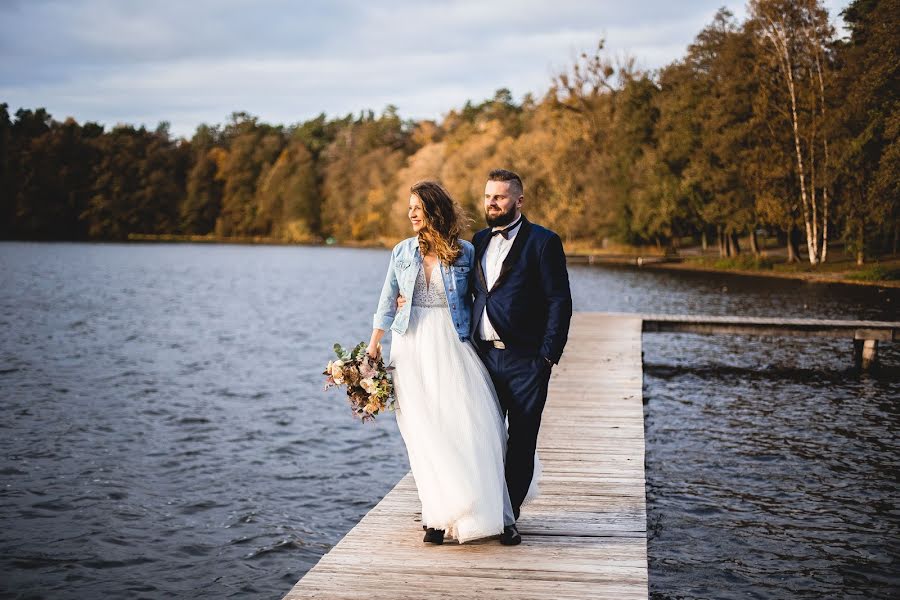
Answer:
top-left (749, 0), bottom-right (834, 264)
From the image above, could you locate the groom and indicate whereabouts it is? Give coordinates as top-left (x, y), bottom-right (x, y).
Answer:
top-left (471, 169), bottom-right (572, 546)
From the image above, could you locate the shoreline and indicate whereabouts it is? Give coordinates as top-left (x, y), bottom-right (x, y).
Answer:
top-left (124, 233), bottom-right (388, 249)
top-left (6, 234), bottom-right (898, 288)
top-left (568, 253), bottom-right (900, 289)
top-left (642, 259), bottom-right (900, 289)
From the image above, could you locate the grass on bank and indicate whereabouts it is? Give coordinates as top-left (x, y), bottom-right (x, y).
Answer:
top-left (844, 263), bottom-right (900, 281)
top-left (682, 253), bottom-right (900, 283)
top-left (711, 255), bottom-right (775, 270)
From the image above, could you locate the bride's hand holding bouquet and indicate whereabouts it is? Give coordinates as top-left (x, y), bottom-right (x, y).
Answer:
top-left (323, 342), bottom-right (394, 423)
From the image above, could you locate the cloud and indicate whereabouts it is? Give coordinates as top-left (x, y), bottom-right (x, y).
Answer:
top-left (0, 0), bottom-right (850, 137)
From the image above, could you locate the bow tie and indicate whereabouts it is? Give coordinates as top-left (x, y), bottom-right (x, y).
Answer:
top-left (491, 219), bottom-right (522, 240)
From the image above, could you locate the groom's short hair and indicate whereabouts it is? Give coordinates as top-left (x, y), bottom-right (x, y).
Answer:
top-left (487, 169), bottom-right (523, 197)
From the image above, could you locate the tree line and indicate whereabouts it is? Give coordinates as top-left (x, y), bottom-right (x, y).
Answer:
top-left (1, 0), bottom-right (896, 264)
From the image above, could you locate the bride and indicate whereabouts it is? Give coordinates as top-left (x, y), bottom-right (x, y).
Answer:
top-left (366, 180), bottom-right (524, 545)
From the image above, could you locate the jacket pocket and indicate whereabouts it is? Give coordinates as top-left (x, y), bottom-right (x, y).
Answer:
top-left (395, 259), bottom-right (412, 270)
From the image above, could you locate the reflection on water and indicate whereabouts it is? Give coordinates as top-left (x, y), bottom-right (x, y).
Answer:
top-left (1, 243), bottom-right (897, 599)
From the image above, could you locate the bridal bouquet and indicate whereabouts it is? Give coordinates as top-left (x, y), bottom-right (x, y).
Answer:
top-left (324, 342), bottom-right (395, 422)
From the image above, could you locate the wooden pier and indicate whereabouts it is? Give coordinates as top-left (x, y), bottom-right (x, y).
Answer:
top-left (283, 313), bottom-right (648, 599)
top-left (639, 313), bottom-right (899, 371)
top-left (282, 311), bottom-right (898, 599)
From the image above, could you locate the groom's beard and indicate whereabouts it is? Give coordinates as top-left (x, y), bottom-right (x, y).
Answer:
top-left (485, 205), bottom-right (516, 228)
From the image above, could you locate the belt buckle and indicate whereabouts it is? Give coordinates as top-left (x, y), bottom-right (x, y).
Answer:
top-left (492, 340), bottom-right (506, 350)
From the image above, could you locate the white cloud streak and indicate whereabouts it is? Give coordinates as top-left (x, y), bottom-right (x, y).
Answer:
top-left (0, 0), bottom-right (850, 137)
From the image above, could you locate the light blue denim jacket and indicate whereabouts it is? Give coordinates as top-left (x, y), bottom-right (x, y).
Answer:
top-left (373, 237), bottom-right (474, 341)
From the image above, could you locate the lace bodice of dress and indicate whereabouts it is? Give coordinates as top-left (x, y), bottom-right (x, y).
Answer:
top-left (411, 263), bottom-right (448, 308)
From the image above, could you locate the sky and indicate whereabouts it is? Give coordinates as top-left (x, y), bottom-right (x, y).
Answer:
top-left (0, 0), bottom-right (850, 138)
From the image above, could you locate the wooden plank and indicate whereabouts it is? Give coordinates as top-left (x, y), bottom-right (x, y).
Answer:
top-left (281, 313), bottom-right (648, 599)
top-left (638, 312), bottom-right (900, 341)
top-left (639, 313), bottom-right (899, 328)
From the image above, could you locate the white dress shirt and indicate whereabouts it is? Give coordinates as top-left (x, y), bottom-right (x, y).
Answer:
top-left (479, 217), bottom-right (521, 341)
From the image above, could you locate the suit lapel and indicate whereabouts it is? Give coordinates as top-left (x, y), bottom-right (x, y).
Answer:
top-left (491, 217), bottom-right (531, 291)
top-left (474, 229), bottom-right (491, 291)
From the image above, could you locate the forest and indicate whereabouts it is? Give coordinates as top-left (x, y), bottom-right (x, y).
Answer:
top-left (1, 0), bottom-right (896, 265)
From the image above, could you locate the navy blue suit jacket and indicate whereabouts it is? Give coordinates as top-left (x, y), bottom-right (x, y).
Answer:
top-left (471, 216), bottom-right (572, 364)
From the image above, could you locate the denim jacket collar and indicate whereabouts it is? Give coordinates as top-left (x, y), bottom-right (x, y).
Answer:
top-left (372, 236), bottom-right (474, 342)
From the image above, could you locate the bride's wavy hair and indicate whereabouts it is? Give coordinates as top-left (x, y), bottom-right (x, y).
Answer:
top-left (410, 180), bottom-right (468, 265)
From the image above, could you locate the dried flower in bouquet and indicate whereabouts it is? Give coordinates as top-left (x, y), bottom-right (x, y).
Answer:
top-left (324, 342), bottom-right (395, 422)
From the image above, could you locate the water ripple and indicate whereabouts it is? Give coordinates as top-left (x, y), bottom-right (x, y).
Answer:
top-left (2, 243), bottom-right (897, 599)
top-left (1, 243), bottom-right (409, 599)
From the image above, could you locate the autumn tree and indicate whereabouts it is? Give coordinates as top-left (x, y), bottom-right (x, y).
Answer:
top-left (0, 104), bottom-right (12, 238)
top-left (749, 0), bottom-right (835, 264)
top-left (320, 107), bottom-right (415, 241)
top-left (180, 124), bottom-right (223, 235)
top-left (83, 123), bottom-right (188, 239)
top-left (213, 112), bottom-right (285, 237)
top-left (546, 42), bottom-right (645, 243)
top-left (3, 0), bottom-right (894, 263)
top-left (687, 13), bottom-right (761, 257)
top-left (255, 134), bottom-right (318, 241)
top-left (831, 0), bottom-right (899, 263)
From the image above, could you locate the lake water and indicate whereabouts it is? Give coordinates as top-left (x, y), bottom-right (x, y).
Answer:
top-left (1, 242), bottom-right (897, 599)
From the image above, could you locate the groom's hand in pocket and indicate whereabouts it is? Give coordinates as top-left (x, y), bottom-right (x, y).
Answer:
top-left (538, 356), bottom-right (553, 376)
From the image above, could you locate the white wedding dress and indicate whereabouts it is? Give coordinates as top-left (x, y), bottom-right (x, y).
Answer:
top-left (390, 262), bottom-right (539, 543)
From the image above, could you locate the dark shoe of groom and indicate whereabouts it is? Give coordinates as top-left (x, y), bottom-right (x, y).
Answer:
top-left (500, 524), bottom-right (522, 546)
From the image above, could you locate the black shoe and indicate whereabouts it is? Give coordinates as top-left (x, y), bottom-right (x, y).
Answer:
top-left (423, 528), bottom-right (444, 545)
top-left (500, 524), bottom-right (521, 546)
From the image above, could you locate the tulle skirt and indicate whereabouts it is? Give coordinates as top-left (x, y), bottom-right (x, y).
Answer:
top-left (390, 305), bottom-right (531, 543)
